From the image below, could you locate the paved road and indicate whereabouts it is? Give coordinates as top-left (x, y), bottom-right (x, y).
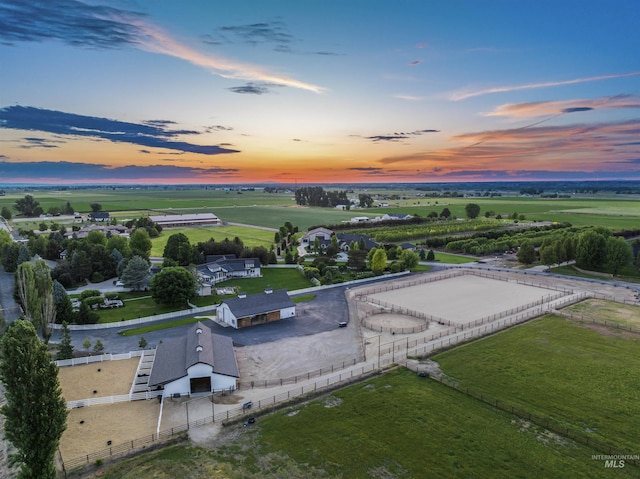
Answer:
top-left (0, 266), bottom-right (20, 322)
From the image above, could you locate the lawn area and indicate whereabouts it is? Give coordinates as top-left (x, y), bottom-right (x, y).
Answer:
top-left (118, 316), bottom-right (207, 336)
top-left (434, 315), bottom-right (640, 453)
top-left (91, 369), bottom-right (634, 479)
top-left (216, 266), bottom-right (313, 294)
top-left (430, 251), bottom-right (478, 264)
top-left (93, 295), bottom-right (183, 323)
top-left (150, 225), bottom-right (275, 256)
top-left (562, 299), bottom-right (640, 328)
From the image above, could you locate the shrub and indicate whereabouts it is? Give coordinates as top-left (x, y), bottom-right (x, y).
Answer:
top-left (80, 289), bottom-right (101, 300)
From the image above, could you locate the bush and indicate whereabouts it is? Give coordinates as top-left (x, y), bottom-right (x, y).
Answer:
top-left (90, 272), bottom-right (104, 283)
top-left (104, 292), bottom-right (119, 300)
top-left (80, 289), bottom-right (101, 300)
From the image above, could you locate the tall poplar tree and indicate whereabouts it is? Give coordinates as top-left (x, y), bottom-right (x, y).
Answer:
top-left (0, 320), bottom-right (67, 479)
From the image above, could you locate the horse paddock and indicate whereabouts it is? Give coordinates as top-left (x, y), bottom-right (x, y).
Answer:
top-left (58, 358), bottom-right (139, 401)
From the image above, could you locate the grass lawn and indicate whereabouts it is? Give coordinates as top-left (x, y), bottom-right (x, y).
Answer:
top-left (91, 369), bottom-right (634, 479)
top-left (216, 267), bottom-right (313, 294)
top-left (434, 315), bottom-right (640, 453)
top-left (93, 295), bottom-right (184, 323)
top-left (430, 251), bottom-right (478, 264)
top-left (150, 225), bottom-right (275, 256)
top-left (562, 299), bottom-right (640, 328)
top-left (118, 316), bottom-right (207, 336)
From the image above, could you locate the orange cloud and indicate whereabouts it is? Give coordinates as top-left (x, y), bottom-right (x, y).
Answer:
top-left (484, 95), bottom-right (640, 118)
top-left (134, 21), bottom-right (325, 93)
top-left (449, 71), bottom-right (640, 101)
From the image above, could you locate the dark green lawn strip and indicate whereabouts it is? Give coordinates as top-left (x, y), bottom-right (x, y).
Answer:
top-left (118, 317), bottom-right (207, 336)
top-left (435, 316), bottom-right (640, 453)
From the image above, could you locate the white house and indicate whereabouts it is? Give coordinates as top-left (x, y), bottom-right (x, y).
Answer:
top-left (300, 227), bottom-right (333, 246)
top-left (216, 288), bottom-right (296, 329)
top-left (195, 255), bottom-right (261, 294)
top-left (148, 322), bottom-right (239, 399)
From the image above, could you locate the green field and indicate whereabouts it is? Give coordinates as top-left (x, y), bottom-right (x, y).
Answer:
top-left (431, 251), bottom-right (478, 264)
top-left (150, 225), bottom-right (275, 256)
top-left (91, 369), bottom-right (634, 479)
top-left (216, 267), bottom-right (313, 294)
top-left (435, 315), bottom-right (640, 453)
top-left (4, 187), bottom-right (640, 231)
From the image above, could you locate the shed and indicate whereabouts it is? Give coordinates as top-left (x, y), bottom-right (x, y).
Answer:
top-left (216, 288), bottom-right (296, 329)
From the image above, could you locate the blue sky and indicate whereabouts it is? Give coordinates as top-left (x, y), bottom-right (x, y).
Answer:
top-left (1, 0), bottom-right (639, 184)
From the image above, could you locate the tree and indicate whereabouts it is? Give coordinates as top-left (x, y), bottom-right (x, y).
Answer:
top-left (605, 237), bottom-right (633, 276)
top-left (426, 249), bottom-right (435, 261)
top-left (150, 266), bottom-right (196, 306)
top-left (57, 321), bottom-right (74, 360)
top-left (358, 194), bottom-right (374, 208)
top-left (440, 207), bottom-right (451, 219)
top-left (1, 206), bottom-right (12, 220)
top-left (82, 338), bottom-right (91, 351)
top-left (163, 232), bottom-right (192, 266)
top-left (89, 202), bottom-right (102, 212)
top-left (62, 201), bottom-right (74, 215)
top-left (93, 339), bottom-right (104, 354)
top-left (369, 247), bottom-right (387, 274)
top-left (129, 228), bottom-right (152, 259)
top-left (0, 320), bottom-right (67, 479)
top-left (539, 244), bottom-right (557, 270)
top-left (120, 255), bottom-right (150, 290)
top-left (138, 336), bottom-right (148, 349)
top-left (517, 240), bottom-right (536, 265)
top-left (465, 203), bottom-right (481, 219)
top-left (14, 194), bottom-right (43, 217)
top-left (576, 230), bottom-right (607, 269)
top-left (399, 249), bottom-right (419, 270)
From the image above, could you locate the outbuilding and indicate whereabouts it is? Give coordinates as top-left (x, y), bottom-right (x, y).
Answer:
top-left (216, 288), bottom-right (296, 329)
top-left (148, 322), bottom-right (239, 398)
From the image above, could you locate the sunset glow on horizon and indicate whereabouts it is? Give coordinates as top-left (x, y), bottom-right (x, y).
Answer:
top-left (1, 1), bottom-right (639, 185)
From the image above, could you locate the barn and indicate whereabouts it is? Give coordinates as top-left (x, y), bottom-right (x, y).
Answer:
top-left (148, 322), bottom-right (239, 398)
top-left (216, 288), bottom-right (296, 329)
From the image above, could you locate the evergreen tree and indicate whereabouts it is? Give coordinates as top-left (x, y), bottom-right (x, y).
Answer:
top-left (138, 336), bottom-right (148, 349)
top-left (120, 255), bottom-right (150, 290)
top-left (57, 321), bottom-right (74, 360)
top-left (426, 249), bottom-right (435, 261)
top-left (0, 320), bottom-right (67, 479)
top-left (93, 339), bottom-right (104, 354)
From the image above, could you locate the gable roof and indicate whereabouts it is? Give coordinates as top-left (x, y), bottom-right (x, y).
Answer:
top-left (220, 289), bottom-right (294, 318)
top-left (148, 322), bottom-right (239, 387)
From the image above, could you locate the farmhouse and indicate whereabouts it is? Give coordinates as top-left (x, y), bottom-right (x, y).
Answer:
top-left (67, 224), bottom-right (130, 240)
top-left (216, 288), bottom-right (296, 329)
top-left (301, 227), bottom-right (333, 247)
top-left (87, 212), bottom-right (110, 222)
top-left (195, 255), bottom-right (261, 293)
top-left (148, 213), bottom-right (221, 228)
top-left (148, 322), bottom-right (239, 398)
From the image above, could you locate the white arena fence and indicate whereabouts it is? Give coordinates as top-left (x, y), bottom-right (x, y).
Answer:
top-left (66, 391), bottom-right (158, 409)
top-left (55, 350), bottom-right (145, 367)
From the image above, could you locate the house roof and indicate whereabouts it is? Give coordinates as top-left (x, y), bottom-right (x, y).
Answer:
top-left (337, 233), bottom-right (379, 249)
top-left (88, 212), bottom-right (110, 219)
top-left (197, 256), bottom-right (260, 277)
top-left (148, 322), bottom-right (239, 387)
top-left (220, 289), bottom-right (294, 318)
top-left (149, 213), bottom-right (220, 225)
top-left (302, 227), bottom-right (333, 239)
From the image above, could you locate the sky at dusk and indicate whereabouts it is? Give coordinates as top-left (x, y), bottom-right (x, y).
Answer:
top-left (1, 0), bottom-right (639, 185)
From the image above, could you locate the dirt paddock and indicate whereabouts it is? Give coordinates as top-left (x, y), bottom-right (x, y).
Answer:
top-left (60, 399), bottom-right (160, 464)
top-left (58, 358), bottom-right (140, 401)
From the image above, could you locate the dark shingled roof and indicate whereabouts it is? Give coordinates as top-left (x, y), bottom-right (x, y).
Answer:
top-left (148, 322), bottom-right (239, 387)
top-left (221, 289), bottom-right (294, 318)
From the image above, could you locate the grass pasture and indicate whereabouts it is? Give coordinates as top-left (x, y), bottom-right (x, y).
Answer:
top-left (150, 225), bottom-right (275, 256)
top-left (562, 299), bottom-right (640, 328)
top-left (89, 369), bottom-right (634, 479)
top-left (435, 315), bottom-right (640, 453)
